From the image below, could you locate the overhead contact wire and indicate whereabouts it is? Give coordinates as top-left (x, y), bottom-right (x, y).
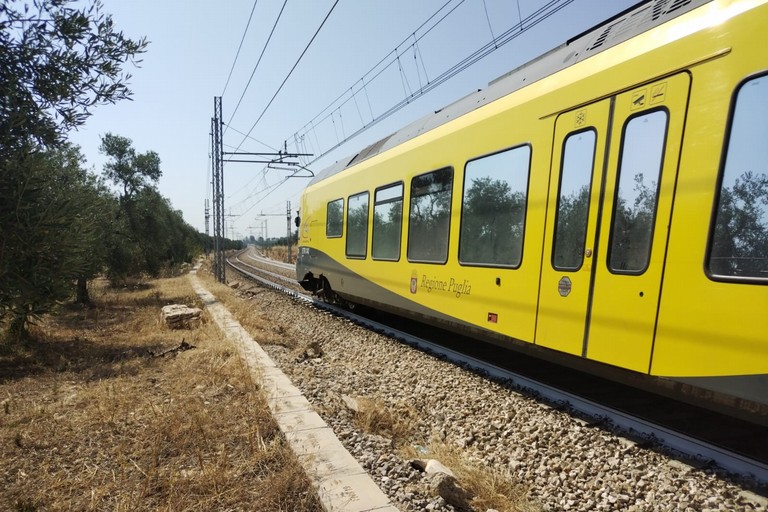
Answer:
top-left (222, 0), bottom-right (259, 97)
top-left (299, 0), bottom-right (573, 165)
top-left (226, 0), bottom-right (289, 135)
top-left (237, 0), bottom-right (340, 149)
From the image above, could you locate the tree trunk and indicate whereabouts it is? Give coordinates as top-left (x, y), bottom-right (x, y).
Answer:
top-left (6, 313), bottom-right (29, 343)
top-left (75, 276), bottom-right (90, 304)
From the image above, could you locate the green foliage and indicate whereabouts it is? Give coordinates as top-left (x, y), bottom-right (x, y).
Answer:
top-left (408, 169), bottom-right (452, 261)
top-left (459, 176), bottom-right (526, 266)
top-left (100, 133), bottom-right (161, 200)
top-left (0, 146), bottom-right (106, 338)
top-left (0, 0), bottom-right (148, 340)
top-left (346, 195), bottom-right (369, 256)
top-left (711, 171), bottom-right (768, 277)
top-left (0, 0), bottom-right (148, 151)
top-left (372, 196), bottom-right (402, 260)
top-left (553, 185), bottom-right (590, 269)
top-left (609, 173), bottom-right (658, 272)
top-left (99, 134), bottom-right (203, 282)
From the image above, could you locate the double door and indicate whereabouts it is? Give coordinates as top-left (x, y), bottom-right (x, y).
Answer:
top-left (535, 74), bottom-right (690, 372)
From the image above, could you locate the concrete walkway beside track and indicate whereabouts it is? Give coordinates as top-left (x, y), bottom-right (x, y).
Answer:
top-left (190, 270), bottom-right (398, 512)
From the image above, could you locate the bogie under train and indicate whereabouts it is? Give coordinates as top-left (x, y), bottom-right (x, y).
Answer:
top-left (296, 0), bottom-right (768, 424)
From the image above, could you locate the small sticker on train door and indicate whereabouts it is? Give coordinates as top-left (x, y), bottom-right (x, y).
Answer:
top-left (575, 109), bottom-right (587, 127)
top-left (631, 89), bottom-right (647, 110)
top-left (558, 276), bottom-right (572, 297)
top-left (650, 82), bottom-right (667, 105)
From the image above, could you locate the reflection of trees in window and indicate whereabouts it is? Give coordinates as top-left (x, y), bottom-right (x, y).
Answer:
top-left (408, 168), bottom-right (452, 262)
top-left (609, 110), bottom-right (667, 273)
top-left (326, 198), bottom-right (343, 237)
top-left (709, 75), bottom-right (768, 279)
top-left (459, 146), bottom-right (529, 267)
top-left (610, 173), bottom-right (658, 271)
top-left (372, 184), bottom-right (403, 260)
top-left (460, 178), bottom-right (527, 266)
top-left (553, 130), bottom-right (595, 270)
top-left (553, 185), bottom-right (591, 269)
top-left (346, 192), bottom-right (369, 257)
top-left (710, 171), bottom-right (768, 277)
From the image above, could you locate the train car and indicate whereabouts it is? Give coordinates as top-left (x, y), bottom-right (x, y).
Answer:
top-left (296, 0), bottom-right (768, 424)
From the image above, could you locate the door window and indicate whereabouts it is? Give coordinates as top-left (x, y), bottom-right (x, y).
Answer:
top-left (608, 110), bottom-right (668, 274)
top-left (553, 130), bottom-right (596, 270)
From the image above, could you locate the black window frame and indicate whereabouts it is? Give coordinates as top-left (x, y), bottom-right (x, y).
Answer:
top-left (606, 107), bottom-right (669, 275)
top-left (706, 71), bottom-right (768, 284)
top-left (458, 143), bottom-right (532, 269)
top-left (407, 167), bottom-right (454, 265)
top-left (371, 181), bottom-right (404, 262)
top-left (345, 191), bottom-right (370, 259)
top-left (326, 198), bottom-right (344, 238)
top-left (552, 128), bottom-right (597, 272)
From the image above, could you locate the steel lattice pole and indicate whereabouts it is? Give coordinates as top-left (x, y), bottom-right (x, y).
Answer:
top-left (213, 97), bottom-right (225, 283)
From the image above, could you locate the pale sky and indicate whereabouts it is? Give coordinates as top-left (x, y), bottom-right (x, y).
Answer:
top-left (69, 0), bottom-right (638, 240)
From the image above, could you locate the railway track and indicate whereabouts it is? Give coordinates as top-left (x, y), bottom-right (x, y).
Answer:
top-left (225, 250), bottom-right (768, 491)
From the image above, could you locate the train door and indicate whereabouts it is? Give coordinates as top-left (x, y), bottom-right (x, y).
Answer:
top-left (587, 73), bottom-right (690, 371)
top-left (536, 73), bottom-right (690, 373)
top-left (536, 100), bottom-right (611, 356)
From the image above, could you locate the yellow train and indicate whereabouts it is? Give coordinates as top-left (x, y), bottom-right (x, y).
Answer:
top-left (297, 0), bottom-right (768, 424)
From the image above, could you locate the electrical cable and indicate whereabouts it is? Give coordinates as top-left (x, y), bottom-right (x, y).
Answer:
top-left (221, 0), bottom-right (259, 97)
top-left (223, 122), bottom-right (279, 153)
top-left (233, 0), bottom-right (340, 153)
top-left (227, 0), bottom-right (588, 235)
top-left (292, 0), bottom-right (464, 139)
top-left (293, 0), bottom-right (574, 165)
top-left (225, 0), bottom-right (288, 135)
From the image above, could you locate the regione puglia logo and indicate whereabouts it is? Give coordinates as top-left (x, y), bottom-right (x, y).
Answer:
top-left (410, 276), bottom-right (418, 294)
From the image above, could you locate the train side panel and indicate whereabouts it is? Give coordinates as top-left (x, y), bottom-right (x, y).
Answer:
top-left (650, 2), bottom-right (768, 393)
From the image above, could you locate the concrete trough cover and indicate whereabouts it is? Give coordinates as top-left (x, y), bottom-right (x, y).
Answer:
top-left (190, 271), bottom-right (398, 512)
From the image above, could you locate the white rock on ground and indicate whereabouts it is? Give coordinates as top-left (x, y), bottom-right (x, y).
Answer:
top-left (160, 304), bottom-right (202, 329)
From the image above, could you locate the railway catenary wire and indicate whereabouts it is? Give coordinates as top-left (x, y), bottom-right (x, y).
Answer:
top-left (224, 252), bottom-right (768, 486)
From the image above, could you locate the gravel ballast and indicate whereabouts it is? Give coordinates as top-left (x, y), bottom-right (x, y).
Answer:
top-left (231, 276), bottom-right (767, 512)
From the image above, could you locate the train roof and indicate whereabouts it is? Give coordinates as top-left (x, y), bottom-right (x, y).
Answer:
top-left (308, 0), bottom-right (709, 187)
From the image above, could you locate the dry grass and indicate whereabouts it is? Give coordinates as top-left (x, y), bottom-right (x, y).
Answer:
top-left (401, 441), bottom-right (541, 512)
top-left (261, 245), bottom-right (295, 264)
top-left (353, 397), bottom-right (417, 443)
top-left (0, 275), bottom-right (320, 512)
top-left (199, 265), bottom-right (299, 351)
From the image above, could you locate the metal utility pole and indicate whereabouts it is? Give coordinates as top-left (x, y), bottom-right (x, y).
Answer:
top-left (212, 96), bottom-right (225, 283)
top-left (286, 201), bottom-right (292, 263)
top-left (204, 199), bottom-right (210, 236)
top-left (204, 198), bottom-right (210, 256)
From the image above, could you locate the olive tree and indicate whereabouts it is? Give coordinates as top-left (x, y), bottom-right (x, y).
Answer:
top-left (0, 0), bottom-right (147, 340)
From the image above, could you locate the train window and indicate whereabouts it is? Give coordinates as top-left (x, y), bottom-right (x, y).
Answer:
top-left (372, 183), bottom-right (403, 261)
top-left (346, 192), bottom-right (369, 258)
top-left (459, 145), bottom-right (531, 267)
top-left (326, 198), bottom-right (343, 238)
top-left (553, 130), bottom-right (596, 270)
top-left (608, 109), bottom-right (668, 274)
top-left (709, 75), bottom-right (768, 281)
top-left (408, 168), bottom-right (453, 263)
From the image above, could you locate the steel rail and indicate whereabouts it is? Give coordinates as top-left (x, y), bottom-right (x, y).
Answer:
top-left (242, 250), bottom-right (296, 271)
top-left (232, 256), bottom-right (300, 286)
top-left (225, 257), bottom-right (768, 485)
